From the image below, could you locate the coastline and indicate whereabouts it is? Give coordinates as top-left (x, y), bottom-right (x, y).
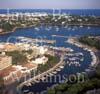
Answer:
top-left (67, 37), bottom-right (99, 68)
top-left (0, 25), bottom-right (35, 35)
top-left (17, 54), bottom-right (64, 93)
top-left (0, 23), bottom-right (100, 35)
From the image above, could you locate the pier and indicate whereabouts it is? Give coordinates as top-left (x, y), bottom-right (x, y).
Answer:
top-left (52, 35), bottom-right (68, 38)
top-left (17, 36), bottom-right (56, 44)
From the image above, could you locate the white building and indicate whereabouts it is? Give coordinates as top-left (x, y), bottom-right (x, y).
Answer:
top-left (39, 46), bottom-right (48, 55)
top-left (33, 56), bottom-right (48, 65)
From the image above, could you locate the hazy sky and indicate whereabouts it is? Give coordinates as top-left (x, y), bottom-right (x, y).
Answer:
top-left (0, 0), bottom-right (100, 9)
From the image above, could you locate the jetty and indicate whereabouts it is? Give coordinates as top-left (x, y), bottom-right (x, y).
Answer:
top-left (52, 35), bottom-right (68, 38)
top-left (17, 36), bottom-right (56, 44)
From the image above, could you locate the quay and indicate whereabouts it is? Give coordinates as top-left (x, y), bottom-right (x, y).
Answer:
top-left (44, 45), bottom-right (73, 52)
top-left (17, 36), bottom-right (56, 44)
top-left (52, 35), bottom-right (68, 38)
top-left (17, 54), bottom-right (65, 92)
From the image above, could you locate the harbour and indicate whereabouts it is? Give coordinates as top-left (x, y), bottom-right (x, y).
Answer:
top-left (0, 25), bottom-right (100, 93)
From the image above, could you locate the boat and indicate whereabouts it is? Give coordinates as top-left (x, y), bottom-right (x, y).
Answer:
top-left (45, 26), bottom-right (51, 31)
top-left (56, 68), bottom-right (61, 71)
top-left (85, 69), bottom-right (90, 72)
top-left (25, 83), bottom-right (32, 86)
top-left (23, 90), bottom-right (29, 93)
top-left (34, 79), bottom-right (40, 83)
top-left (59, 66), bottom-right (64, 69)
top-left (55, 27), bottom-right (59, 31)
top-left (41, 77), bottom-right (45, 81)
top-left (64, 25), bottom-right (68, 28)
top-left (80, 58), bottom-right (84, 61)
top-left (34, 27), bottom-right (40, 31)
top-left (66, 61), bottom-right (69, 64)
top-left (80, 25), bottom-right (83, 28)
top-left (82, 72), bottom-right (86, 74)
top-left (52, 71), bottom-right (57, 74)
top-left (68, 63), bottom-right (71, 66)
top-left (31, 81), bottom-right (35, 84)
top-left (49, 73), bottom-right (53, 76)
top-left (87, 26), bottom-right (91, 29)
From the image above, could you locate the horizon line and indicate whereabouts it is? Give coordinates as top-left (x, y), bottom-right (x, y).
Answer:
top-left (0, 8), bottom-right (100, 10)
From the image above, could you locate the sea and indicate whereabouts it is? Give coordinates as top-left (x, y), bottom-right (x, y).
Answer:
top-left (0, 9), bottom-right (100, 16)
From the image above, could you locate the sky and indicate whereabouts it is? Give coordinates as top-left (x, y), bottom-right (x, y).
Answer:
top-left (0, 0), bottom-right (100, 9)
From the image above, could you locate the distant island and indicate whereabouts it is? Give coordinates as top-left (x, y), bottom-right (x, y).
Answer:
top-left (0, 13), bottom-right (100, 34)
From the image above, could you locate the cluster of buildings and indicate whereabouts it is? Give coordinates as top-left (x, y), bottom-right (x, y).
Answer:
top-left (0, 42), bottom-right (49, 84)
top-left (0, 13), bottom-right (49, 22)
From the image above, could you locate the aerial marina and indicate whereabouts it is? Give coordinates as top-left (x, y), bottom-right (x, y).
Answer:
top-left (0, 7), bottom-right (100, 94)
top-left (0, 24), bottom-right (100, 94)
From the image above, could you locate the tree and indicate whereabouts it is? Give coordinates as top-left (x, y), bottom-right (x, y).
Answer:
top-left (6, 50), bottom-right (27, 65)
top-left (47, 88), bottom-right (56, 94)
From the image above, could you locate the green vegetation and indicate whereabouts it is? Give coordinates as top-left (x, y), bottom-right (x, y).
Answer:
top-left (17, 55), bottom-right (60, 84)
top-left (39, 15), bottom-right (97, 25)
top-left (37, 55), bottom-right (60, 73)
top-left (79, 35), bottom-right (100, 50)
top-left (47, 35), bottom-right (100, 94)
top-left (22, 49), bottom-right (33, 54)
top-left (47, 66), bottom-right (100, 94)
top-left (0, 14), bottom-right (99, 34)
top-left (6, 50), bottom-right (27, 65)
top-left (0, 21), bottom-right (15, 32)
